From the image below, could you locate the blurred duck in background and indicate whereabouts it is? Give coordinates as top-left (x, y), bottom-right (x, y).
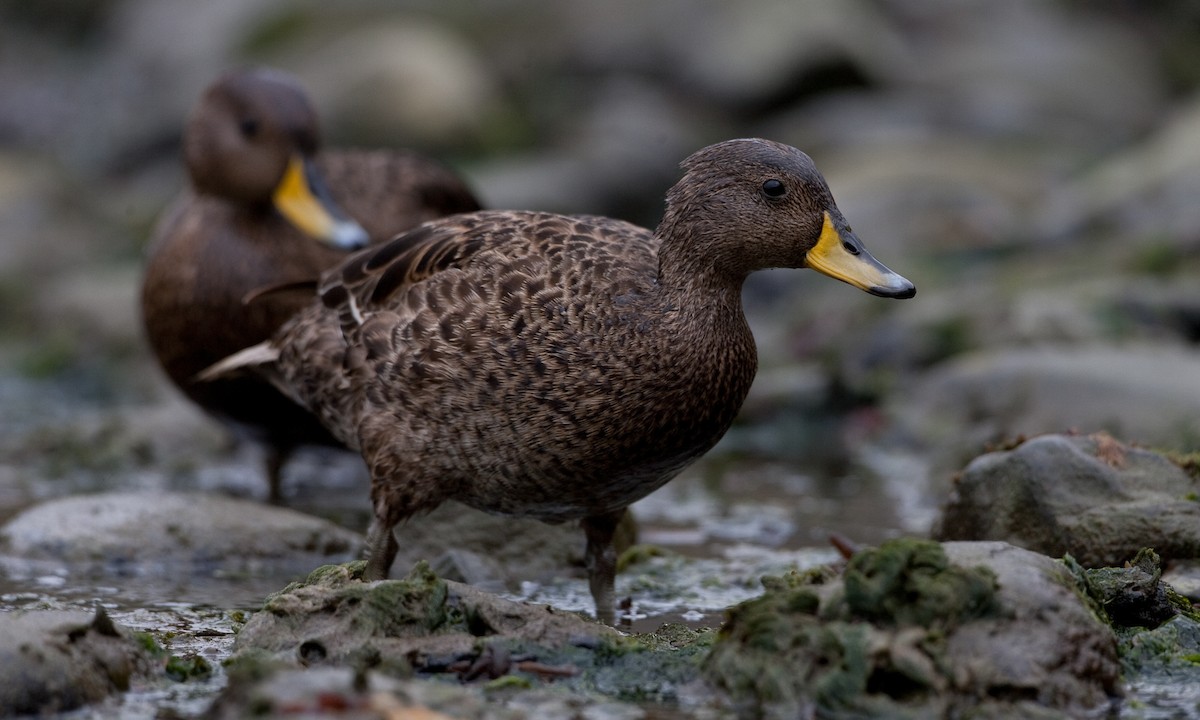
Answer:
top-left (141, 68), bottom-right (481, 501)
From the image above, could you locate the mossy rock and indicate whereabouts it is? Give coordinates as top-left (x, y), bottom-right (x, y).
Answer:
top-left (704, 540), bottom-right (1120, 719)
top-left (839, 537), bottom-right (998, 628)
top-left (233, 562), bottom-right (717, 707)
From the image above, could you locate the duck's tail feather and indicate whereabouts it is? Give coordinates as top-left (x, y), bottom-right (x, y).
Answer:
top-left (196, 342), bottom-right (308, 408)
top-left (195, 342), bottom-right (281, 383)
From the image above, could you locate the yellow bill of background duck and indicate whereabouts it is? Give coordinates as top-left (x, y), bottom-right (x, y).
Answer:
top-left (804, 212), bottom-right (915, 298)
top-left (272, 153), bottom-right (369, 250)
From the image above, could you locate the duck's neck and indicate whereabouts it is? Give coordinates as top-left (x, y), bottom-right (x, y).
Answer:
top-left (652, 210), bottom-right (751, 312)
top-left (645, 213), bottom-right (760, 444)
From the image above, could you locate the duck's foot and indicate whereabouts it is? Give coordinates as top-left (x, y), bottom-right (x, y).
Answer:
top-left (363, 518), bottom-right (399, 581)
top-left (582, 508), bottom-right (627, 625)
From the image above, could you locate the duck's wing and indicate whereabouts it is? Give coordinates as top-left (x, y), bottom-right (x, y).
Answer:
top-left (316, 212), bottom-right (499, 338)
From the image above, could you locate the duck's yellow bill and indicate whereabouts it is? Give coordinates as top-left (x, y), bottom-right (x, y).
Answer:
top-left (805, 213), bottom-right (915, 299)
top-left (272, 154), bottom-right (369, 250)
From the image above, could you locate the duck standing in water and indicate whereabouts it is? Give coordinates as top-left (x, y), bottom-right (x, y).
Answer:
top-left (205, 138), bottom-right (914, 623)
top-left (141, 68), bottom-right (480, 500)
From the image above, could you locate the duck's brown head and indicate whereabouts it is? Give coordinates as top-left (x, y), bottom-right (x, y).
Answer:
top-left (659, 138), bottom-right (914, 299)
top-left (183, 68), bottom-right (367, 249)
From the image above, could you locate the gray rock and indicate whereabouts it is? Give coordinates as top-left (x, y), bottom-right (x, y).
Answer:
top-left (0, 491), bottom-right (360, 571)
top-left (1044, 93), bottom-right (1200, 244)
top-left (850, 270), bottom-right (1200, 382)
top-left (940, 542), bottom-right (1120, 711)
top-left (1163, 560), bottom-right (1200, 602)
top-left (227, 563), bottom-right (717, 716)
top-left (234, 562), bottom-right (617, 666)
top-left (290, 19), bottom-right (499, 148)
top-left (0, 608), bottom-right (156, 716)
top-left (934, 433), bottom-right (1200, 566)
top-left (815, 139), bottom-right (1046, 259)
top-left (705, 539), bottom-right (1120, 719)
top-left (668, 0), bottom-right (899, 107)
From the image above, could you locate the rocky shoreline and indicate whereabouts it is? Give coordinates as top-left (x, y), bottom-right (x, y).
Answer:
top-left (2, 431), bottom-right (1199, 717)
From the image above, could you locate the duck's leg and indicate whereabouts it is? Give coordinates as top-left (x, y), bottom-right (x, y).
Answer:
top-left (264, 441), bottom-right (295, 504)
top-left (581, 508), bottom-right (627, 625)
top-left (363, 517), bottom-right (399, 581)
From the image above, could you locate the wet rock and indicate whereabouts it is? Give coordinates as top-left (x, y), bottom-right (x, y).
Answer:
top-left (934, 433), bottom-right (1200, 567)
top-left (0, 607), bottom-right (156, 716)
top-left (1118, 610), bottom-right (1200, 675)
top-left (234, 561), bottom-right (618, 666)
top-left (704, 539), bottom-right (1121, 719)
top-left (231, 563), bottom-right (717, 711)
top-left (1117, 612), bottom-right (1200, 715)
top-left (1081, 548), bottom-right (1182, 630)
top-left (0, 490), bottom-right (360, 571)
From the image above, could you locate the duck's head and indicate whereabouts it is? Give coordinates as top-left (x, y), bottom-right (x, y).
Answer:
top-left (183, 68), bottom-right (368, 249)
top-left (662, 138), bottom-right (914, 299)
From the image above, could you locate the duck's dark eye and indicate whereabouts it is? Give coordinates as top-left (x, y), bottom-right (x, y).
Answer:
top-left (239, 118), bottom-right (260, 138)
top-left (761, 179), bottom-right (787, 198)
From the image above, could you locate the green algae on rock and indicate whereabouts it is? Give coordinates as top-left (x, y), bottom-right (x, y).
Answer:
top-left (1076, 548), bottom-right (1186, 630)
top-left (248, 561), bottom-right (479, 657)
top-left (229, 562), bottom-right (724, 713)
top-left (1067, 547), bottom-right (1200, 668)
top-left (704, 540), bottom-right (1121, 719)
top-left (839, 536), bottom-right (998, 629)
top-left (1073, 548), bottom-right (1200, 716)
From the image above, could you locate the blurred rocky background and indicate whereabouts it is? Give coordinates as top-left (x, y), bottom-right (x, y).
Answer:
top-left (3, 0), bottom-right (1200, 714)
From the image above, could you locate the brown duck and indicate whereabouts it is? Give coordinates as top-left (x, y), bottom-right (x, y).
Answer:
top-left (205, 138), bottom-right (915, 623)
top-left (141, 68), bottom-right (480, 500)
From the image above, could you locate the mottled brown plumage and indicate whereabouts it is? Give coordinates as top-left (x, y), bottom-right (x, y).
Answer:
top-left (209, 138), bottom-right (915, 622)
top-left (141, 68), bottom-right (480, 500)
